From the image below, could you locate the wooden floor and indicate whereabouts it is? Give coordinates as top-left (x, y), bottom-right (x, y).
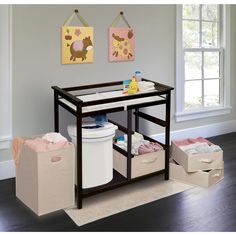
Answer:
top-left (1, 132), bottom-right (236, 232)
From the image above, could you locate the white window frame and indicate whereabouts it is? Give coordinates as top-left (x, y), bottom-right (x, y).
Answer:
top-left (176, 5), bottom-right (231, 122)
top-left (0, 5), bottom-right (12, 149)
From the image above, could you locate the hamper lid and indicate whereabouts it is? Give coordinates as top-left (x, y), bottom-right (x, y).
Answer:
top-left (67, 122), bottom-right (117, 139)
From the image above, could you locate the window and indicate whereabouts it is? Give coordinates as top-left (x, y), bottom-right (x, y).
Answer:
top-left (176, 5), bottom-right (231, 122)
top-left (0, 5), bottom-right (12, 149)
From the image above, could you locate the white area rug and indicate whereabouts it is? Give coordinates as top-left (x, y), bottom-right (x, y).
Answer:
top-left (65, 176), bottom-right (192, 226)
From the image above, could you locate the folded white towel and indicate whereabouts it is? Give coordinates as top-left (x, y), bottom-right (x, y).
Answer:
top-left (180, 142), bottom-right (222, 154)
top-left (209, 145), bottom-right (222, 152)
top-left (124, 132), bottom-right (144, 144)
top-left (118, 132), bottom-right (149, 155)
top-left (138, 81), bottom-right (155, 92)
top-left (195, 143), bottom-right (211, 153)
top-left (42, 132), bottom-right (67, 143)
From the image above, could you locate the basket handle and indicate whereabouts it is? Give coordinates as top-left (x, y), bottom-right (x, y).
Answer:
top-left (213, 173), bottom-right (221, 178)
top-left (200, 158), bottom-right (213, 163)
top-left (141, 157), bottom-right (157, 164)
top-left (51, 156), bottom-right (62, 163)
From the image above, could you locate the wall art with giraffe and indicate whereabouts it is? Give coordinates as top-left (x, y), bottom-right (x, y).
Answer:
top-left (109, 27), bottom-right (135, 62)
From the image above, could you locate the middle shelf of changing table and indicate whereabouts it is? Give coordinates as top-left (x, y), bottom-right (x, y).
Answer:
top-left (59, 89), bottom-right (166, 115)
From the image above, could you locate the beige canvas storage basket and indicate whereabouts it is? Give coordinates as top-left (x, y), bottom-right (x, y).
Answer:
top-left (171, 141), bottom-right (223, 172)
top-left (16, 143), bottom-right (75, 216)
top-left (113, 149), bottom-right (165, 179)
top-left (170, 159), bottom-right (224, 187)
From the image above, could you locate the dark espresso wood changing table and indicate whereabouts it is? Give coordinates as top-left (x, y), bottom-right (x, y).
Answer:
top-left (52, 78), bottom-right (173, 209)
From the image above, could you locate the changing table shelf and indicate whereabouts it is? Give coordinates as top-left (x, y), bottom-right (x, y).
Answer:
top-left (82, 169), bottom-right (165, 198)
top-left (52, 78), bottom-right (173, 209)
top-left (59, 94), bottom-right (166, 116)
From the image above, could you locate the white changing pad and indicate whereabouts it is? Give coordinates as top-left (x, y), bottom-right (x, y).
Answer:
top-left (59, 90), bottom-right (164, 113)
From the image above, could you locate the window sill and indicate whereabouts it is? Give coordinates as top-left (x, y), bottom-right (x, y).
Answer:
top-left (175, 106), bottom-right (232, 122)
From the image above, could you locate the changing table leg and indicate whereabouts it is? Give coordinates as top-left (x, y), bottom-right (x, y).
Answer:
top-left (127, 109), bottom-right (132, 180)
top-left (135, 108), bottom-right (139, 132)
top-left (165, 91), bottom-right (171, 180)
top-left (76, 105), bottom-right (83, 209)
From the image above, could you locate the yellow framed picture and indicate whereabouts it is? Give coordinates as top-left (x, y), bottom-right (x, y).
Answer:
top-left (61, 26), bottom-right (94, 64)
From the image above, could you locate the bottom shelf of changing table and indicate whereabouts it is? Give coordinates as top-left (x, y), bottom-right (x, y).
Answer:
top-left (82, 168), bottom-right (166, 198)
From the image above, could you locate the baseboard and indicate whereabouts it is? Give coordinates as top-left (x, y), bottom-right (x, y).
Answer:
top-left (152, 119), bottom-right (236, 143)
top-left (0, 159), bottom-right (15, 180)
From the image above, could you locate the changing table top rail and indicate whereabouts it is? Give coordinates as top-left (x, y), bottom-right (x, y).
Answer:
top-left (63, 80), bottom-right (122, 92)
top-left (52, 85), bottom-right (83, 105)
top-left (52, 78), bottom-right (173, 109)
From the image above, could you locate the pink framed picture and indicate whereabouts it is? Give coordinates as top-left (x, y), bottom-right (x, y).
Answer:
top-left (109, 27), bottom-right (135, 62)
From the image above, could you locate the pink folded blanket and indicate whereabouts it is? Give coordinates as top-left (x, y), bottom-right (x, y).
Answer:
top-left (24, 138), bottom-right (71, 153)
top-left (138, 142), bottom-right (163, 155)
top-left (173, 137), bottom-right (212, 147)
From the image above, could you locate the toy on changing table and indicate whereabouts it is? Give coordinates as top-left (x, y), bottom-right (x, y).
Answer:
top-left (128, 77), bottom-right (139, 94)
top-left (135, 71), bottom-right (142, 81)
top-left (123, 71), bottom-right (141, 95)
top-left (123, 80), bottom-right (130, 94)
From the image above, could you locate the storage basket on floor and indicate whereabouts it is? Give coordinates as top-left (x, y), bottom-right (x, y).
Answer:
top-left (171, 141), bottom-right (223, 172)
top-left (16, 143), bottom-right (75, 216)
top-left (170, 159), bottom-right (224, 187)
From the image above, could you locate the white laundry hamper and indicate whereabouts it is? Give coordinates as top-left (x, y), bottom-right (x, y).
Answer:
top-left (67, 122), bottom-right (117, 188)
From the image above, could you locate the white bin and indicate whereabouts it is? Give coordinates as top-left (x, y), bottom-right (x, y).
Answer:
top-left (67, 122), bottom-right (117, 189)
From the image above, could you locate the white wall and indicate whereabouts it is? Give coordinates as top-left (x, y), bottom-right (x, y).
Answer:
top-left (0, 5), bottom-right (12, 151)
top-left (0, 4), bottom-right (236, 165)
top-left (12, 4), bottom-right (178, 137)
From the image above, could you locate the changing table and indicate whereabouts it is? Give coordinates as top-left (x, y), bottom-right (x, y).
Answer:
top-left (52, 78), bottom-right (174, 209)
